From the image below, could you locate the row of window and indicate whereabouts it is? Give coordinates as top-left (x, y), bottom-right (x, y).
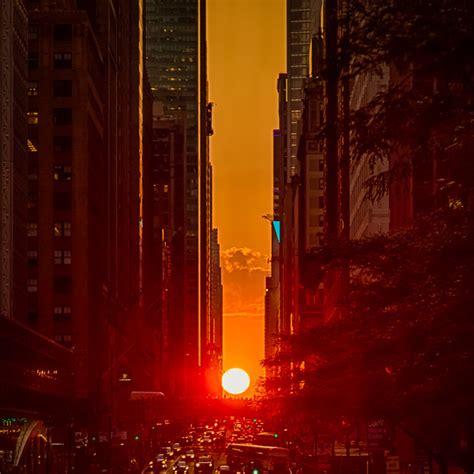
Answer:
top-left (27, 250), bottom-right (72, 265)
top-left (28, 276), bottom-right (71, 293)
top-left (28, 80), bottom-right (73, 97)
top-left (28, 192), bottom-right (72, 211)
top-left (28, 166), bottom-right (72, 181)
top-left (29, 52), bottom-right (72, 70)
top-left (29, 24), bottom-right (73, 42)
top-left (54, 334), bottom-right (72, 346)
top-left (28, 108), bottom-right (72, 125)
top-left (29, 309), bottom-right (72, 323)
top-left (28, 136), bottom-right (73, 154)
top-left (28, 222), bottom-right (71, 237)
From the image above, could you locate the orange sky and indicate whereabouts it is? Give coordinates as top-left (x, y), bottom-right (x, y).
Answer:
top-left (208, 0), bottom-right (286, 394)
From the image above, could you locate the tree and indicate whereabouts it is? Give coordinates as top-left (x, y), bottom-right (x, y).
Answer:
top-left (262, 0), bottom-right (474, 470)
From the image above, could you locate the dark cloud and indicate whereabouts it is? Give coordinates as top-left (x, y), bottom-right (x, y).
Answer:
top-left (221, 247), bottom-right (268, 316)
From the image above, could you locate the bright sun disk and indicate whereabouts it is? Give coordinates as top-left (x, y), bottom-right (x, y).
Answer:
top-left (222, 368), bottom-right (250, 395)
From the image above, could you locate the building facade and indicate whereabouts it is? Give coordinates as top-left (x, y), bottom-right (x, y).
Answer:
top-left (207, 227), bottom-right (223, 396)
top-left (25, 1), bottom-right (148, 428)
top-left (0, 0), bottom-right (28, 322)
top-left (350, 67), bottom-right (390, 239)
top-left (143, 102), bottom-right (186, 396)
top-left (145, 0), bottom-right (211, 396)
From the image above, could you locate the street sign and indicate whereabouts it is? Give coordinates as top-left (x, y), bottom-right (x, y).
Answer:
top-left (367, 419), bottom-right (388, 449)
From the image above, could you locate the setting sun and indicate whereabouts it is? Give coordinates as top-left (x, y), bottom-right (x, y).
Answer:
top-left (222, 368), bottom-right (251, 395)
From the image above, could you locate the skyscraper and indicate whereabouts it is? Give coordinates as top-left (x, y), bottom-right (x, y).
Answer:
top-left (25, 1), bottom-right (146, 422)
top-left (0, 0), bottom-right (28, 322)
top-left (279, 1), bottom-right (321, 342)
top-left (286, 0), bottom-right (321, 179)
top-left (143, 101), bottom-right (186, 396)
top-left (207, 227), bottom-right (223, 395)
top-left (145, 0), bottom-right (210, 395)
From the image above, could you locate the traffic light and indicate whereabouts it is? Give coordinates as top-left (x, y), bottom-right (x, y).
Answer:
top-left (134, 435), bottom-right (139, 441)
top-left (252, 470), bottom-right (259, 474)
top-left (274, 433), bottom-right (278, 438)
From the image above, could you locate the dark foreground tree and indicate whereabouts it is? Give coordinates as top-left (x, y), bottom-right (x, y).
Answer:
top-left (263, 208), bottom-right (474, 469)
top-left (262, 0), bottom-right (474, 470)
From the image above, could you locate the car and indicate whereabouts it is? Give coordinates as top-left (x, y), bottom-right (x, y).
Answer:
top-left (155, 454), bottom-right (167, 469)
top-left (196, 455), bottom-right (213, 472)
top-left (173, 460), bottom-right (189, 473)
top-left (142, 461), bottom-right (156, 473)
top-left (164, 446), bottom-right (174, 458)
top-left (172, 442), bottom-right (182, 453)
top-left (216, 465), bottom-right (230, 472)
top-left (185, 449), bottom-right (195, 461)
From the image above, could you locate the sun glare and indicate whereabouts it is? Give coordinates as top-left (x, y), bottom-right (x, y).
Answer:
top-left (222, 368), bottom-right (250, 395)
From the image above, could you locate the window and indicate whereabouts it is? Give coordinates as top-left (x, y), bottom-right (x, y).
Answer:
top-left (28, 278), bottom-right (38, 292)
top-left (54, 306), bottom-right (72, 320)
top-left (319, 214), bottom-right (324, 227)
top-left (53, 80), bottom-right (72, 97)
top-left (54, 136), bottom-right (72, 153)
top-left (53, 108), bottom-right (72, 125)
top-left (54, 250), bottom-right (71, 265)
top-left (53, 52), bottom-right (72, 69)
top-left (319, 196), bottom-right (325, 209)
top-left (28, 310), bottom-right (38, 322)
top-left (54, 334), bottom-right (72, 346)
top-left (319, 159), bottom-right (324, 172)
top-left (28, 167), bottom-right (38, 180)
top-left (27, 191), bottom-right (38, 210)
top-left (54, 222), bottom-right (62, 237)
top-left (28, 250), bottom-right (38, 267)
top-left (28, 24), bottom-right (39, 41)
top-left (28, 138), bottom-right (38, 153)
top-left (28, 81), bottom-right (39, 96)
top-left (54, 276), bottom-right (71, 293)
top-left (54, 165), bottom-right (72, 181)
top-left (28, 51), bottom-right (39, 69)
top-left (319, 178), bottom-right (325, 190)
top-left (53, 192), bottom-right (72, 210)
top-left (27, 110), bottom-right (39, 124)
top-left (54, 221), bottom-right (72, 237)
top-left (28, 222), bottom-right (38, 237)
top-left (53, 24), bottom-right (72, 41)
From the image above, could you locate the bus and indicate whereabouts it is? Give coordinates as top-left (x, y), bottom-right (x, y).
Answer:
top-left (226, 443), bottom-right (290, 472)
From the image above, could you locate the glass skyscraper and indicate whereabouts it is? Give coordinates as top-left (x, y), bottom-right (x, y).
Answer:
top-left (145, 0), bottom-right (208, 395)
top-left (286, 0), bottom-right (321, 179)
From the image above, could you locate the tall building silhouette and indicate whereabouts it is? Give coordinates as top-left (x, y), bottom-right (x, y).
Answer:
top-left (24, 0), bottom-right (149, 426)
top-left (286, 0), bottom-right (321, 179)
top-left (143, 101), bottom-right (187, 396)
top-left (0, 0), bottom-right (28, 322)
top-left (145, 0), bottom-right (211, 395)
